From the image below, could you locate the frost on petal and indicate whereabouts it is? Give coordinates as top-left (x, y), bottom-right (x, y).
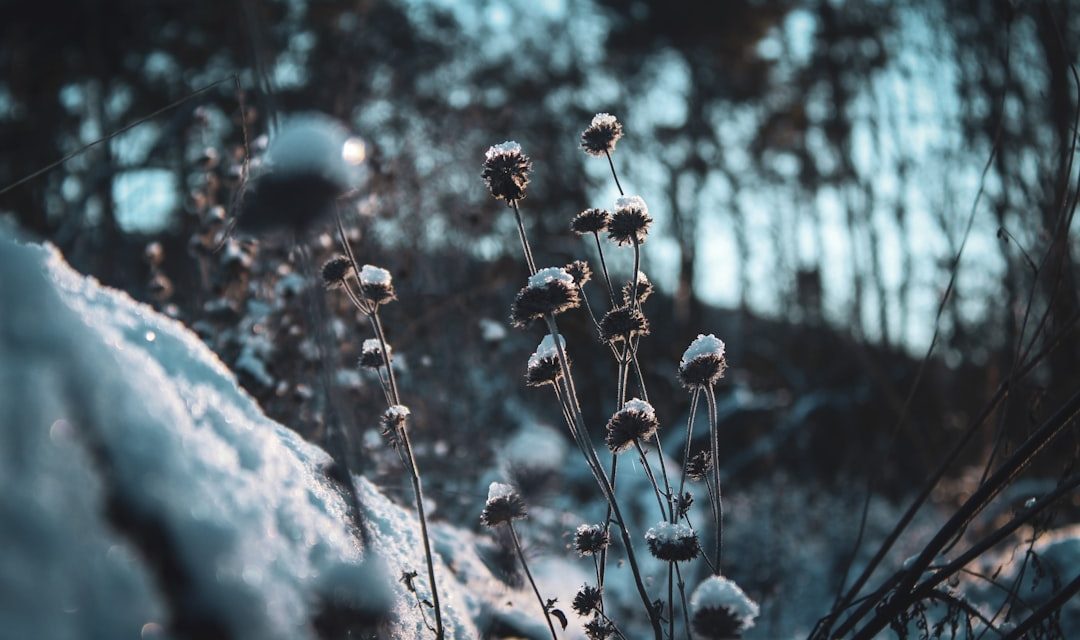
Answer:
top-left (527, 267), bottom-right (574, 289)
top-left (681, 334), bottom-right (726, 368)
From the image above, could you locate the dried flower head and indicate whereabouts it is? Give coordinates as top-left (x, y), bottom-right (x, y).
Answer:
top-left (481, 141), bottom-right (532, 201)
top-left (580, 113), bottom-right (624, 157)
top-left (599, 306), bottom-right (650, 343)
top-left (621, 271), bottom-right (653, 305)
top-left (510, 268), bottom-right (581, 327)
top-left (685, 450), bottom-right (713, 482)
top-left (359, 338), bottom-right (390, 369)
top-left (379, 404), bottom-right (410, 446)
top-left (144, 241), bottom-right (164, 267)
top-left (645, 521), bottom-right (699, 562)
top-left (358, 265), bottom-right (396, 305)
top-left (584, 616), bottom-right (615, 640)
top-left (480, 482), bottom-right (527, 527)
top-left (572, 585), bottom-right (603, 616)
top-left (572, 524), bottom-right (610, 556)
top-left (690, 576), bottom-right (760, 639)
top-left (147, 272), bottom-right (174, 302)
top-left (571, 208), bottom-right (612, 235)
top-left (605, 398), bottom-right (660, 453)
top-left (526, 334), bottom-right (567, 387)
top-left (608, 195), bottom-right (652, 245)
top-left (565, 260), bottom-right (592, 287)
top-left (675, 491), bottom-right (694, 518)
top-left (321, 255), bottom-right (354, 288)
top-left (679, 334), bottom-right (727, 388)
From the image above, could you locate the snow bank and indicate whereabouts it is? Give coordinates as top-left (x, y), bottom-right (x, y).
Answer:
top-left (0, 237), bottom-right (546, 640)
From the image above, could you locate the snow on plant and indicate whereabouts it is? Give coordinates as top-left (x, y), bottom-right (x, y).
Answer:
top-left (477, 116), bottom-right (751, 640)
top-left (480, 482), bottom-right (562, 640)
top-left (323, 219), bottom-right (444, 638)
top-left (689, 575), bottom-right (759, 639)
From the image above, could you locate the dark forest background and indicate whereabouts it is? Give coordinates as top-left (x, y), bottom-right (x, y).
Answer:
top-left (2, 1), bottom-right (1079, 635)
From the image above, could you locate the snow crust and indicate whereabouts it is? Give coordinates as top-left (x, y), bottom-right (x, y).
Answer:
top-left (621, 397), bottom-right (654, 415)
top-left (681, 333), bottom-right (726, 367)
top-left (645, 521), bottom-right (694, 544)
top-left (527, 266), bottom-right (573, 289)
top-left (484, 140), bottom-right (522, 160)
top-left (359, 264), bottom-right (391, 286)
top-left (528, 333), bottom-right (566, 369)
top-left (590, 112), bottom-right (618, 128)
top-left (486, 482), bottom-right (517, 503)
top-left (362, 337), bottom-right (389, 357)
top-left (690, 575), bottom-right (760, 630)
top-left (614, 194), bottom-right (648, 214)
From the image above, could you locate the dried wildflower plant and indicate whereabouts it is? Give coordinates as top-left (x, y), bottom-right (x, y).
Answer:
top-left (480, 482), bottom-right (559, 640)
top-left (474, 116), bottom-right (749, 640)
top-left (323, 212), bottom-right (444, 639)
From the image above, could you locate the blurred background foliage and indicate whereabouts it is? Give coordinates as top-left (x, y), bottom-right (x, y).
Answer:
top-left (1, 1), bottom-right (1079, 632)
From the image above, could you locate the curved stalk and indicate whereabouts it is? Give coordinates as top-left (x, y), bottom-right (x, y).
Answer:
top-left (508, 522), bottom-right (559, 640)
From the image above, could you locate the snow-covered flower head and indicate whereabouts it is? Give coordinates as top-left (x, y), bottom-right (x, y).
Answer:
top-left (678, 334), bottom-right (727, 388)
top-left (580, 113), bottom-right (624, 157)
top-left (605, 398), bottom-right (660, 453)
top-left (572, 523), bottom-right (611, 556)
top-left (358, 338), bottom-right (390, 369)
top-left (609, 195), bottom-right (652, 245)
top-left (321, 255), bottom-right (354, 289)
top-left (379, 404), bottom-right (410, 446)
top-left (526, 334), bottom-right (567, 387)
top-left (572, 584), bottom-right (603, 616)
top-left (690, 575), bottom-right (759, 639)
top-left (480, 482), bottom-right (527, 527)
top-left (622, 270), bottom-right (653, 305)
top-left (511, 267), bottom-right (581, 327)
top-left (571, 208), bottom-right (611, 235)
top-left (359, 264), bottom-right (396, 306)
top-left (599, 305), bottom-right (650, 343)
top-left (481, 141), bottom-right (532, 201)
top-left (645, 521), bottom-right (699, 562)
top-left (240, 114), bottom-right (363, 232)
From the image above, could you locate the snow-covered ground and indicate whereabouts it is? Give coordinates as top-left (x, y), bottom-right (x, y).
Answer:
top-left (0, 236), bottom-right (549, 639)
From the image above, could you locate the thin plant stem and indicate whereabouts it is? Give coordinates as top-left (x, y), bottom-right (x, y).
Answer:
top-left (605, 150), bottom-right (624, 196)
top-left (507, 522), bottom-right (559, 640)
top-left (593, 232), bottom-right (617, 306)
top-left (668, 562), bottom-right (675, 640)
top-left (674, 561), bottom-right (692, 637)
top-left (510, 200), bottom-right (537, 275)
top-left (678, 389), bottom-right (701, 502)
top-left (635, 440), bottom-right (669, 520)
top-left (597, 454), bottom-right (617, 589)
top-left (705, 386), bottom-right (723, 573)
